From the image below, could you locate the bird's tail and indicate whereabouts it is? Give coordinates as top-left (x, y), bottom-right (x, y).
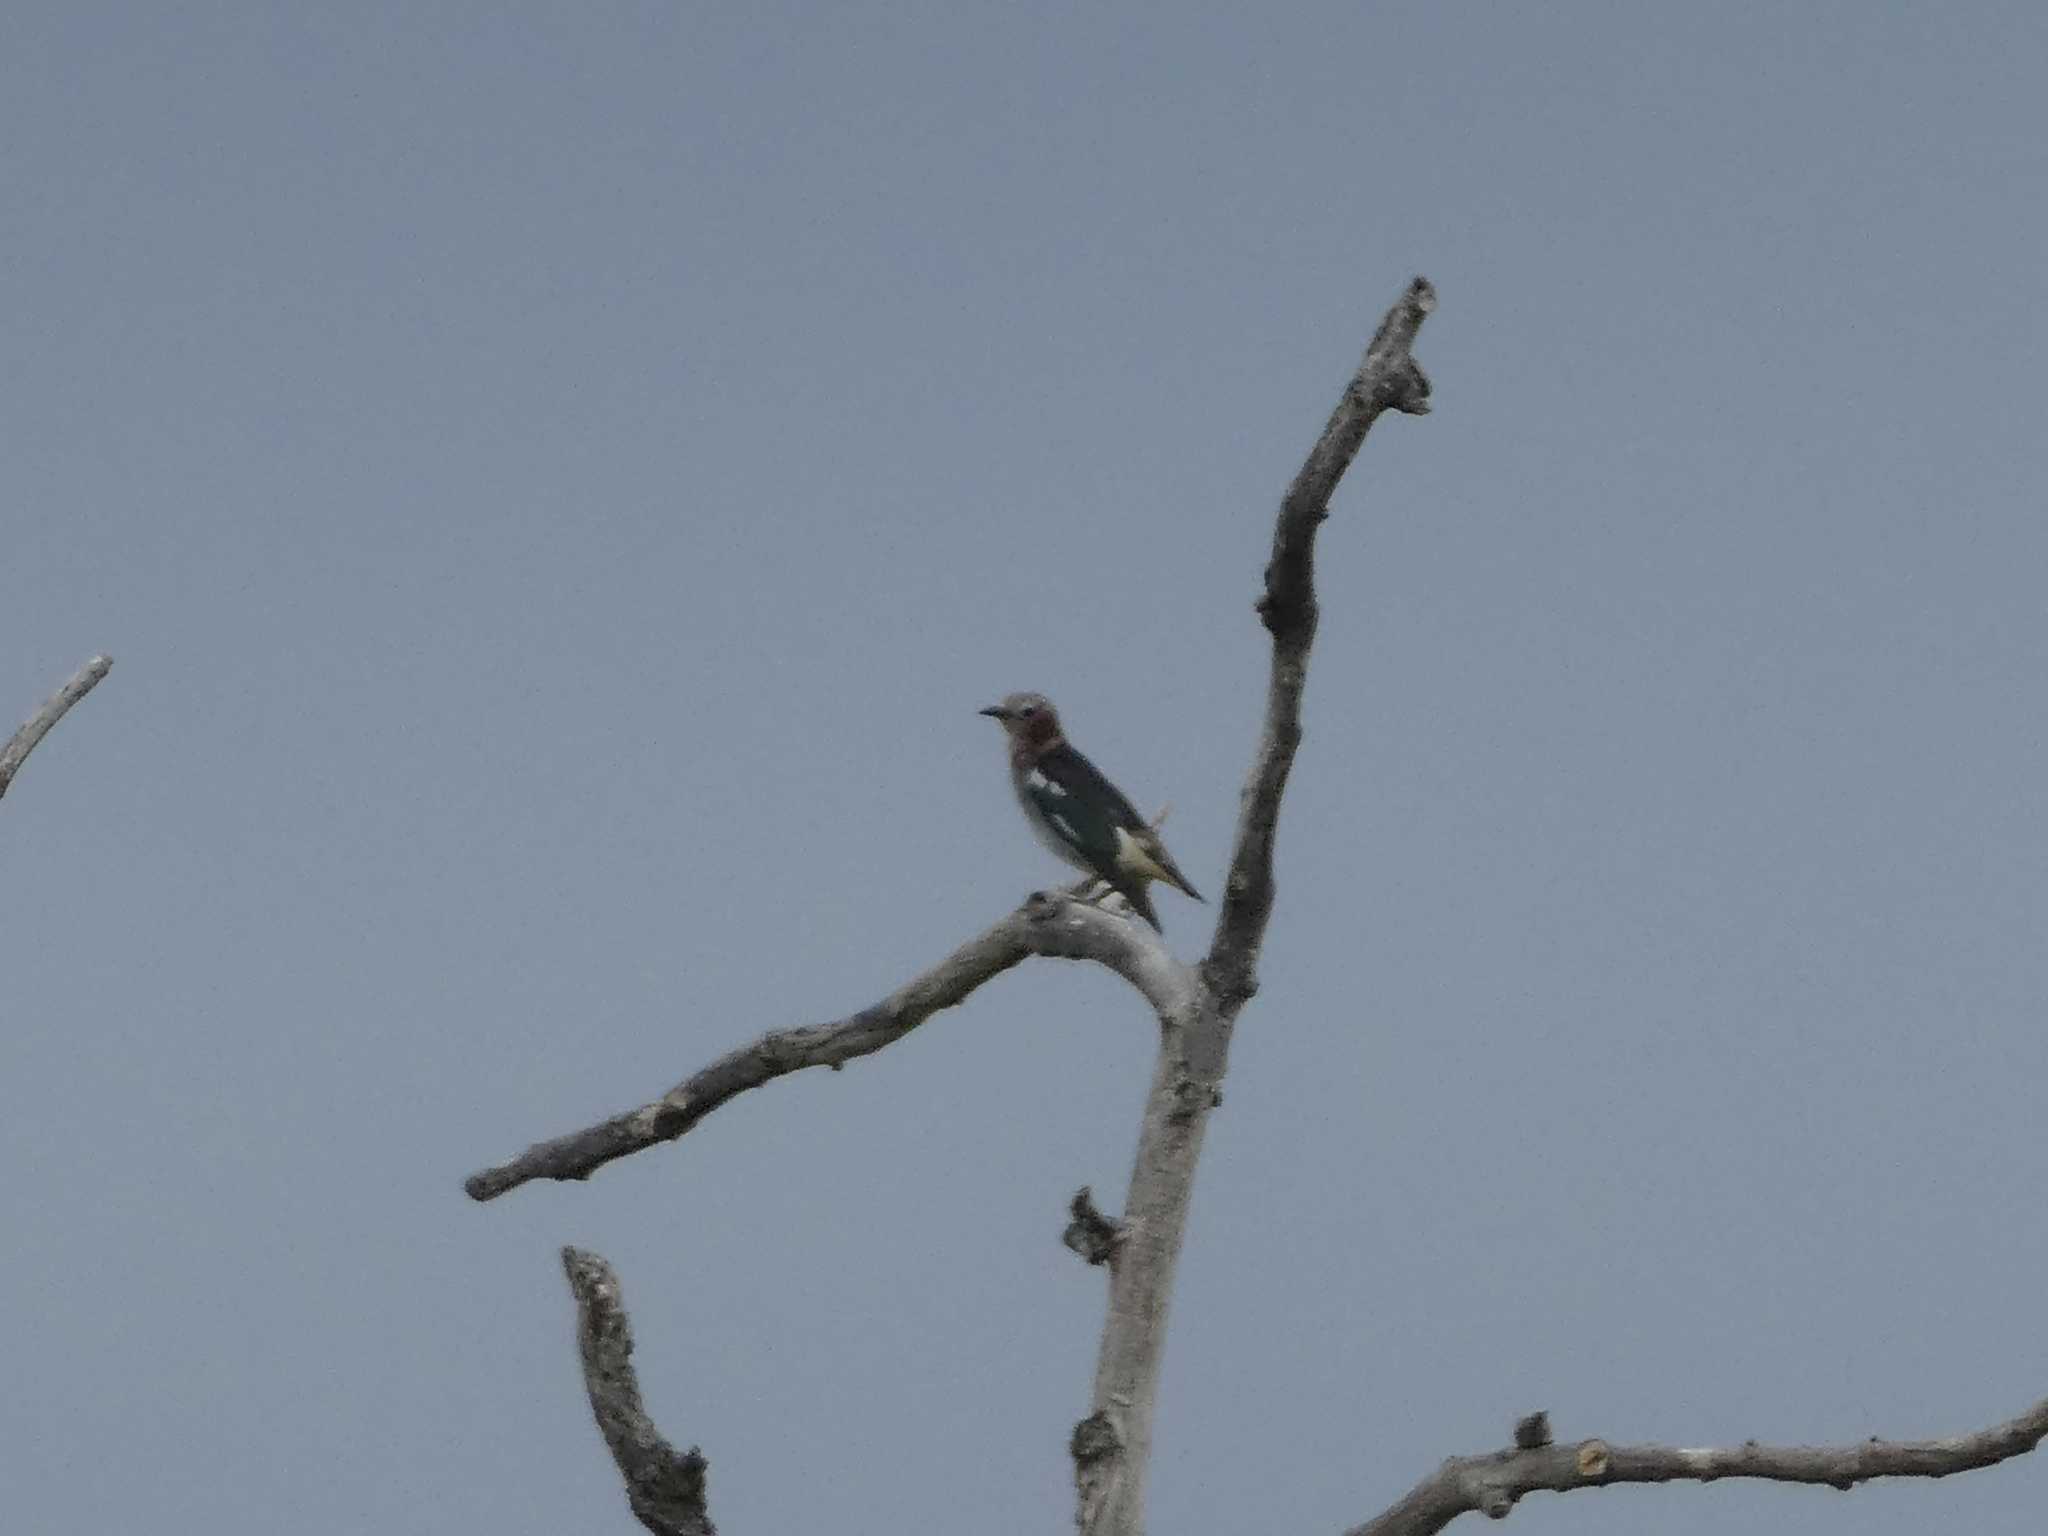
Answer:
top-left (1133, 829), bottom-right (1205, 905)
top-left (1116, 880), bottom-right (1164, 932)
top-left (1155, 854), bottom-right (1204, 905)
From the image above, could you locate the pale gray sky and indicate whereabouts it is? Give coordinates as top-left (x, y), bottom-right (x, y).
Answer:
top-left (4, 4), bottom-right (2044, 1532)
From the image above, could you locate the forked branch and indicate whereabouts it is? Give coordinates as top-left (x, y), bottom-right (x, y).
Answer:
top-left (492, 281), bottom-right (1439, 1536)
top-left (1074, 277), bottom-right (1437, 1536)
top-left (1349, 1398), bottom-right (2048, 1536)
top-left (0, 654), bottom-right (113, 801)
top-left (491, 274), bottom-right (2034, 1536)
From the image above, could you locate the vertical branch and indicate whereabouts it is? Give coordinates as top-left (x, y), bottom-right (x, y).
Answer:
top-left (0, 654), bottom-right (113, 801)
top-left (562, 1248), bottom-right (716, 1536)
top-left (1072, 279), bottom-right (1436, 1536)
top-left (1207, 278), bottom-right (1435, 1007)
top-left (1073, 1010), bottom-right (1219, 1535)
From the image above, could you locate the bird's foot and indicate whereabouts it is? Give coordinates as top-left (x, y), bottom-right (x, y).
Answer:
top-left (1067, 878), bottom-right (1146, 923)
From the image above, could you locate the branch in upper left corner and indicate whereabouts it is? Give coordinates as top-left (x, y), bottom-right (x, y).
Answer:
top-left (0, 654), bottom-right (114, 801)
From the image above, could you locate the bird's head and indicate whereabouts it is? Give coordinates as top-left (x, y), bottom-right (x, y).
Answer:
top-left (979, 691), bottom-right (1064, 753)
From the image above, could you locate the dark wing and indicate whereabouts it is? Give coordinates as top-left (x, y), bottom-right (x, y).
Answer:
top-left (1035, 744), bottom-right (1147, 825)
top-left (1040, 741), bottom-right (1196, 909)
top-left (1025, 743), bottom-right (1145, 874)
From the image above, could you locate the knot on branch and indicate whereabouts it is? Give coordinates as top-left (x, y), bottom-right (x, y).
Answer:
top-left (1062, 1186), bottom-right (1125, 1265)
top-left (627, 1448), bottom-right (714, 1536)
top-left (1071, 1410), bottom-right (1125, 1535)
top-left (1024, 889), bottom-right (1065, 922)
top-left (1254, 580), bottom-right (1319, 642)
top-left (1166, 1075), bottom-right (1212, 1125)
top-left (1361, 357), bottom-right (1432, 415)
top-left (1353, 276), bottom-right (1436, 417)
top-left (1472, 1480), bottom-right (1517, 1520)
top-left (1071, 1409), bottom-right (1122, 1465)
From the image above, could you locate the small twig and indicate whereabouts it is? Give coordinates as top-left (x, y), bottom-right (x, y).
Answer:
top-left (1063, 1186), bottom-right (1125, 1266)
top-left (1348, 1397), bottom-right (2048, 1536)
top-left (561, 1248), bottom-right (715, 1536)
top-left (0, 654), bottom-right (113, 801)
top-left (466, 893), bottom-right (1198, 1200)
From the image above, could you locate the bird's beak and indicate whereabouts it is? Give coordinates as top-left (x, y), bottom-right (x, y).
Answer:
top-left (978, 705), bottom-right (1009, 721)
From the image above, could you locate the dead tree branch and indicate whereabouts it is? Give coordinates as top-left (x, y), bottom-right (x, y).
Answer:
top-left (0, 654), bottom-right (113, 801)
top-left (1348, 1398), bottom-right (2048, 1536)
top-left (1206, 277), bottom-right (1434, 1009)
top-left (492, 280), bottom-right (1433, 1532)
top-left (562, 1247), bottom-right (715, 1536)
top-left (1071, 277), bottom-right (1436, 1536)
top-left (466, 893), bottom-right (1197, 1201)
top-left (488, 275), bottom-right (2037, 1536)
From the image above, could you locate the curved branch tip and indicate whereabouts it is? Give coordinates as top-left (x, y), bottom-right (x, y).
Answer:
top-left (0, 653), bottom-right (115, 800)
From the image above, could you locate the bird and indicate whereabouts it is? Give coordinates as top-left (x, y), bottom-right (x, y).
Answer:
top-left (979, 691), bottom-right (1204, 931)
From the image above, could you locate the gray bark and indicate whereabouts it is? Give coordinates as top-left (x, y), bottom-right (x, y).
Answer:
top-left (1348, 1399), bottom-right (2048, 1534)
top-left (1062, 1187), bottom-right (1124, 1266)
top-left (473, 279), bottom-right (1437, 1533)
top-left (466, 891), bottom-right (1193, 1201)
top-left (562, 1248), bottom-right (716, 1536)
top-left (1071, 276), bottom-right (1437, 1536)
top-left (480, 275), bottom-right (2047, 1534)
top-left (0, 654), bottom-right (112, 801)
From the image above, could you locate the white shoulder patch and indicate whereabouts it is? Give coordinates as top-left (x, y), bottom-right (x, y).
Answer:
top-left (1027, 768), bottom-right (1067, 798)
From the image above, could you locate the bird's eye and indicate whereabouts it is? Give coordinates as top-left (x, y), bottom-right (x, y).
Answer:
top-left (1019, 705), bottom-right (1038, 718)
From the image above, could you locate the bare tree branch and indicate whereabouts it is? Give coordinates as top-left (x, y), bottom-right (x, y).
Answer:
top-left (1348, 1398), bottom-right (2048, 1536)
top-left (562, 1247), bottom-right (715, 1536)
top-left (490, 274), bottom-right (2037, 1536)
top-left (1071, 277), bottom-right (1436, 1536)
top-left (466, 893), bottom-right (1198, 1201)
top-left (1206, 277), bottom-right (1434, 1009)
top-left (494, 281), bottom-right (1436, 1534)
top-left (0, 654), bottom-right (113, 801)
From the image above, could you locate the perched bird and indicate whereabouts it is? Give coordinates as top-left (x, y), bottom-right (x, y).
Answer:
top-left (980, 691), bottom-right (1204, 931)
